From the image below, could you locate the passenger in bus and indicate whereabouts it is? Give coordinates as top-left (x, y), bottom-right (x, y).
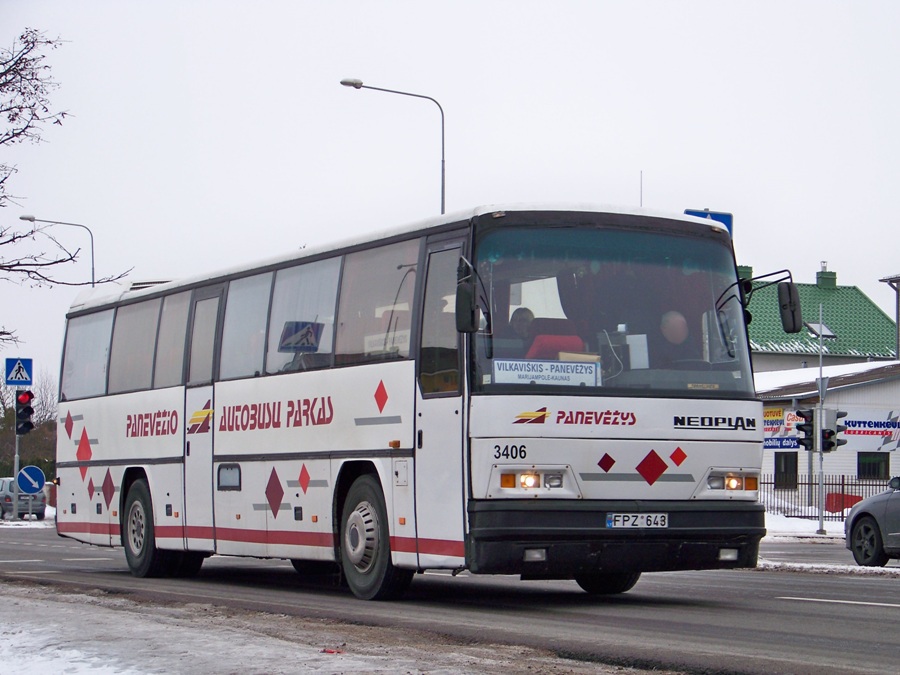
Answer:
top-left (493, 307), bottom-right (535, 358)
top-left (660, 310), bottom-right (689, 346)
top-left (656, 310), bottom-right (697, 366)
top-left (510, 307), bottom-right (534, 340)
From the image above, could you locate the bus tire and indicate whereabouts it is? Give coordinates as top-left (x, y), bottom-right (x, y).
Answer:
top-left (575, 571), bottom-right (641, 595)
top-left (123, 479), bottom-right (173, 578)
top-left (340, 475), bottom-right (413, 600)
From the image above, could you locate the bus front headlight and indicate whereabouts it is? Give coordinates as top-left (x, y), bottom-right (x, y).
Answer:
top-left (520, 472), bottom-right (540, 489)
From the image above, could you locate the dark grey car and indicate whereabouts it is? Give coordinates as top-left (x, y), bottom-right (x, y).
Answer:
top-left (0, 477), bottom-right (47, 520)
top-left (845, 476), bottom-right (900, 566)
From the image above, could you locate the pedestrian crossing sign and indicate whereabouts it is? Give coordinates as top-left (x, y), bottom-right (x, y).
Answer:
top-left (5, 357), bottom-right (33, 385)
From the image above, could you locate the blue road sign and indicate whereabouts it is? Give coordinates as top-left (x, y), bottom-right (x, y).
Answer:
top-left (17, 465), bottom-right (46, 495)
top-left (684, 209), bottom-right (733, 236)
top-left (5, 357), bottom-right (33, 386)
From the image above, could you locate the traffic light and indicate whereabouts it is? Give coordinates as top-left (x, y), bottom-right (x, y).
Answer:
top-left (821, 428), bottom-right (837, 452)
top-left (835, 410), bottom-right (848, 443)
top-left (821, 409), bottom-right (848, 453)
top-left (795, 409), bottom-right (815, 451)
top-left (15, 389), bottom-right (35, 436)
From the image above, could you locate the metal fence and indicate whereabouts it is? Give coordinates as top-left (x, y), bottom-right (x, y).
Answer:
top-left (759, 474), bottom-right (890, 522)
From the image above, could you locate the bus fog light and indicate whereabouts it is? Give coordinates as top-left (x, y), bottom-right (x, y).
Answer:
top-left (718, 548), bottom-right (739, 562)
top-left (544, 473), bottom-right (563, 489)
top-left (520, 473), bottom-right (540, 489)
top-left (523, 548), bottom-right (547, 562)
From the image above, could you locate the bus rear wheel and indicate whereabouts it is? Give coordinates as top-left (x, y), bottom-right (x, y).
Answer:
top-left (123, 479), bottom-right (176, 578)
top-left (575, 571), bottom-right (641, 595)
top-left (340, 475), bottom-right (413, 600)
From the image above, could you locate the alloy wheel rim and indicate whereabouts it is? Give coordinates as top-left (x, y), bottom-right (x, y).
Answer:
top-left (345, 501), bottom-right (378, 572)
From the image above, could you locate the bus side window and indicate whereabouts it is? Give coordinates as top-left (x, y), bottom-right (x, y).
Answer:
top-left (419, 247), bottom-right (460, 394)
top-left (219, 272), bottom-right (273, 380)
top-left (266, 257), bottom-right (340, 374)
top-left (335, 239), bottom-right (420, 366)
top-left (60, 309), bottom-right (115, 401)
top-left (108, 298), bottom-right (161, 394)
top-left (153, 291), bottom-right (191, 389)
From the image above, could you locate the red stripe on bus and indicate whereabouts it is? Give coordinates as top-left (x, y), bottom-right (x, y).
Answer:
top-left (214, 527), bottom-right (335, 547)
top-left (58, 521), bottom-right (462, 557)
top-left (56, 521), bottom-right (120, 536)
top-left (183, 526), bottom-right (216, 540)
top-left (392, 536), bottom-right (465, 557)
top-left (155, 525), bottom-right (185, 538)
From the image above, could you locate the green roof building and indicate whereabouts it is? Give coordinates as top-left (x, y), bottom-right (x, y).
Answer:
top-left (739, 263), bottom-right (897, 373)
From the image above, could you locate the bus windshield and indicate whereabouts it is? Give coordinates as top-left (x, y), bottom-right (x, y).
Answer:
top-left (471, 223), bottom-right (754, 398)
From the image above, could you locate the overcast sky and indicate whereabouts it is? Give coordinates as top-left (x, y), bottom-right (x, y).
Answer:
top-left (3, 1), bottom-right (899, 384)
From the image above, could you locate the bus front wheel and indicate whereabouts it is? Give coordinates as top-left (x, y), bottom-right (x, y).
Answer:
top-left (340, 475), bottom-right (413, 600)
top-left (575, 571), bottom-right (641, 595)
top-left (123, 479), bottom-right (174, 578)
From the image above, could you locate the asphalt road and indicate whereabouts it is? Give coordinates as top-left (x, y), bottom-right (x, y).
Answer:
top-left (3, 526), bottom-right (899, 674)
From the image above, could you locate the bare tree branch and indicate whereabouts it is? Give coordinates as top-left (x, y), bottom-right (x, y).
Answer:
top-left (1, 28), bottom-right (68, 210)
top-left (0, 28), bottom-right (131, 349)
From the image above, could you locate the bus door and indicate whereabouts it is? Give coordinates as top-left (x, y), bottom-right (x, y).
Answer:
top-left (183, 284), bottom-right (224, 552)
top-left (414, 236), bottom-right (467, 567)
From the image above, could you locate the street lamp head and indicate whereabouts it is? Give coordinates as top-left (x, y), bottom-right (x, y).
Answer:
top-left (340, 78), bottom-right (364, 89)
top-left (19, 215), bottom-right (36, 222)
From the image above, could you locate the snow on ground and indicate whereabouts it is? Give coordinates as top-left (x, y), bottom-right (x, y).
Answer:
top-left (0, 509), bottom-right (878, 674)
top-left (764, 511), bottom-right (843, 537)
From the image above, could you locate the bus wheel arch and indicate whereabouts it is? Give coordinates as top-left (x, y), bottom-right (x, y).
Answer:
top-left (336, 467), bottom-right (413, 600)
top-left (121, 473), bottom-right (175, 578)
top-left (119, 468), bottom-right (149, 548)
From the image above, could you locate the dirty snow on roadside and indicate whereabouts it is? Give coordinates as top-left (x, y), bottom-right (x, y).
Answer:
top-left (0, 578), bottom-right (660, 675)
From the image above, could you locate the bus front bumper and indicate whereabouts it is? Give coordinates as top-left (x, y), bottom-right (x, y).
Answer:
top-left (466, 499), bottom-right (765, 577)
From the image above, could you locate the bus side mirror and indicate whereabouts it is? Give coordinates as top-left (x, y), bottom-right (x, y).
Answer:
top-left (777, 281), bottom-right (802, 334)
top-left (456, 258), bottom-right (477, 333)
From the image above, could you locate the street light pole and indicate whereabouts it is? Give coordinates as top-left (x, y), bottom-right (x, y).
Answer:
top-left (340, 78), bottom-right (445, 215)
top-left (19, 215), bottom-right (95, 287)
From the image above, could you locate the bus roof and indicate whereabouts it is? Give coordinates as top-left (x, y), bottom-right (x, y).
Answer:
top-left (67, 203), bottom-right (728, 315)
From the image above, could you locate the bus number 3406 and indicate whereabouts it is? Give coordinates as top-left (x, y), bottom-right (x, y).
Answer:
top-left (494, 444), bottom-right (527, 459)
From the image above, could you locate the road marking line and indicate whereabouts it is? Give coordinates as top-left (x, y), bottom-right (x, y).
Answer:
top-left (0, 559), bottom-right (44, 563)
top-left (779, 596), bottom-right (900, 609)
top-left (63, 557), bottom-right (115, 561)
top-left (5, 570), bottom-right (60, 574)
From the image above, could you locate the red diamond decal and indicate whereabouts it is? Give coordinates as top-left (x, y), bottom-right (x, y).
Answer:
top-left (77, 428), bottom-right (92, 480)
top-left (102, 470), bottom-right (116, 508)
top-left (299, 464), bottom-right (311, 494)
top-left (636, 450), bottom-right (668, 486)
top-left (598, 453), bottom-right (616, 473)
top-left (65, 411), bottom-right (74, 439)
top-left (87, 477), bottom-right (94, 499)
top-left (265, 468), bottom-right (284, 518)
top-left (670, 447), bottom-right (687, 466)
top-left (374, 380), bottom-right (388, 413)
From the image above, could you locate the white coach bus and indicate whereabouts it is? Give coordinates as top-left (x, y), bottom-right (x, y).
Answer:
top-left (56, 205), bottom-right (801, 600)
